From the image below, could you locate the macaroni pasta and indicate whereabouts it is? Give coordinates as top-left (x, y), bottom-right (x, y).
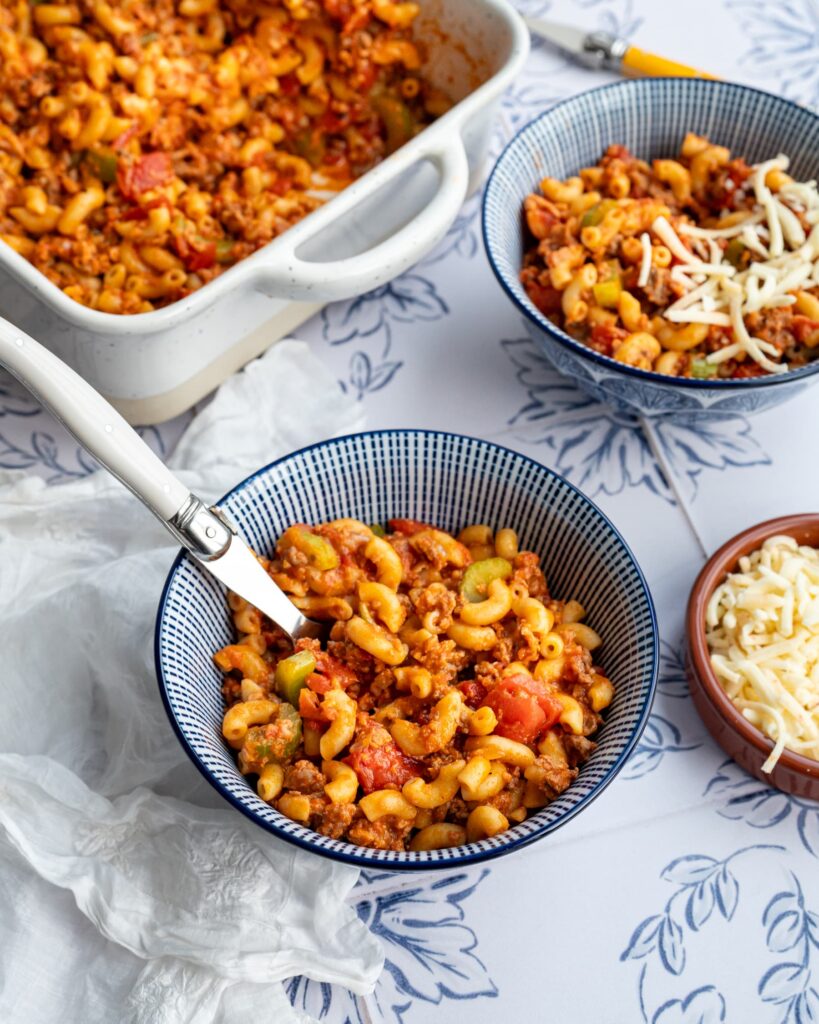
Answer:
top-left (214, 517), bottom-right (614, 852)
top-left (0, 0), bottom-right (442, 313)
top-left (521, 135), bottom-right (819, 379)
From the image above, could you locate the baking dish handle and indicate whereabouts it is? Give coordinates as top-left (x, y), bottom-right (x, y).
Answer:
top-left (255, 134), bottom-right (470, 302)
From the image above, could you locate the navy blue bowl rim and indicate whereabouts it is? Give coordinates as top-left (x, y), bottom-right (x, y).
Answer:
top-left (482, 77), bottom-right (819, 392)
top-left (154, 428), bottom-right (659, 870)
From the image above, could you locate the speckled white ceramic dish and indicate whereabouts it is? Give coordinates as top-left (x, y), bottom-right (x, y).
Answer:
top-left (0, 0), bottom-right (528, 424)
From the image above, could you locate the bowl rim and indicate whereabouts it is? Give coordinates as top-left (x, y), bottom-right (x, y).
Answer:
top-left (686, 512), bottom-right (819, 778)
top-left (481, 76), bottom-right (819, 392)
top-left (154, 427), bottom-right (659, 869)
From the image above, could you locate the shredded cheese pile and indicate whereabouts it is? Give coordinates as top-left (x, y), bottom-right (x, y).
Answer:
top-left (651, 155), bottom-right (819, 373)
top-left (706, 535), bottom-right (819, 772)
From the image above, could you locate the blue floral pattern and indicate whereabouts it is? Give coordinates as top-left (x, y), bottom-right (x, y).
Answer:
top-left (622, 845), bottom-right (784, 1023)
top-left (623, 714), bottom-right (702, 781)
top-left (0, 376), bottom-right (40, 419)
top-left (321, 274), bottom-right (449, 399)
top-left (658, 640), bottom-right (689, 700)
top-left (501, 336), bottom-right (769, 502)
top-left (419, 193), bottom-right (482, 267)
top-left (729, 0), bottom-right (819, 109)
top-left (652, 987), bottom-right (727, 1024)
top-left (286, 869), bottom-right (497, 1022)
top-left (623, 638), bottom-right (702, 779)
top-left (0, 371), bottom-right (181, 482)
top-left (705, 760), bottom-right (819, 859)
top-left (759, 876), bottom-right (819, 1023)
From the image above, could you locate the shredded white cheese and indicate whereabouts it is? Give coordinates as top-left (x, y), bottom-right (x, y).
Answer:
top-left (706, 535), bottom-right (819, 772)
top-left (649, 152), bottom-right (819, 373)
top-left (637, 231), bottom-right (652, 288)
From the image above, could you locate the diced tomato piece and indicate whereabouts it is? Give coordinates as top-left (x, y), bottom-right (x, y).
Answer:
top-left (172, 234), bottom-right (216, 271)
top-left (120, 196), bottom-right (168, 221)
top-left (271, 176), bottom-right (293, 196)
top-left (344, 721), bottom-right (421, 793)
top-left (344, 743), bottom-right (420, 794)
top-left (388, 518), bottom-right (432, 536)
top-left (458, 679), bottom-right (488, 710)
top-left (321, 110), bottom-right (349, 134)
top-left (111, 124), bottom-right (139, 152)
top-left (313, 651), bottom-right (357, 689)
top-left (306, 673), bottom-right (334, 694)
top-left (481, 674), bottom-right (562, 745)
top-left (731, 361), bottom-right (769, 379)
top-left (117, 152), bottom-right (173, 200)
top-left (279, 73), bottom-right (300, 97)
top-left (588, 323), bottom-right (628, 358)
top-left (299, 688), bottom-right (327, 722)
top-left (121, 206), bottom-right (149, 222)
top-left (526, 280), bottom-right (562, 315)
top-left (792, 315), bottom-right (819, 343)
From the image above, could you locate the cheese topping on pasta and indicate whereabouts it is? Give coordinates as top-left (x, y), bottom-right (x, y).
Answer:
top-left (705, 535), bottom-right (819, 771)
top-left (656, 156), bottom-right (819, 373)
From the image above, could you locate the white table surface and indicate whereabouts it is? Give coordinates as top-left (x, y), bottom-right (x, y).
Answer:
top-left (4, 1), bottom-right (819, 1021)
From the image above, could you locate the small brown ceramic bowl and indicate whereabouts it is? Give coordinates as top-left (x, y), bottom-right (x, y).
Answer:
top-left (687, 513), bottom-right (819, 801)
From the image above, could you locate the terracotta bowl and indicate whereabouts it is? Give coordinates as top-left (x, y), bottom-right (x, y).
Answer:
top-left (686, 514), bottom-right (819, 801)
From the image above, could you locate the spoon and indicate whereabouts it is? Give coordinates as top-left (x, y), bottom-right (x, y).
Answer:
top-left (0, 315), bottom-right (326, 644)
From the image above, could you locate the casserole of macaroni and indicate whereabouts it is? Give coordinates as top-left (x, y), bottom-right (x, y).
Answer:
top-left (0, 0), bottom-right (441, 313)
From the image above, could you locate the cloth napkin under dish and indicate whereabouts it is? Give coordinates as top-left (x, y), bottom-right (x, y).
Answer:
top-left (0, 341), bottom-right (379, 1024)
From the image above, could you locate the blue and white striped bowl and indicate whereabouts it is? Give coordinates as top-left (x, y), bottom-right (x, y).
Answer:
top-left (155, 431), bottom-right (658, 869)
top-left (482, 78), bottom-right (819, 418)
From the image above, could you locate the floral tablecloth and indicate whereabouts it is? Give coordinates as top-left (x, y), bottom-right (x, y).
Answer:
top-left (4, 1), bottom-right (819, 1021)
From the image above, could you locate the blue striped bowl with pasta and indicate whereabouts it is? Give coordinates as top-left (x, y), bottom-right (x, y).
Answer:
top-left (482, 78), bottom-right (819, 417)
top-left (155, 430), bottom-right (658, 868)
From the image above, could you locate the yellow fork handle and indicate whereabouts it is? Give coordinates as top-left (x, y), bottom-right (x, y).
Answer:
top-left (622, 45), bottom-right (717, 79)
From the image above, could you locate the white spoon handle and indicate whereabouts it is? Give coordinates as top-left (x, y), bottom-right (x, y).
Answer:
top-left (0, 316), bottom-right (189, 520)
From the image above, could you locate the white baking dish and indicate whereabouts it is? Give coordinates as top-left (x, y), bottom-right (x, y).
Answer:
top-left (0, 0), bottom-right (528, 424)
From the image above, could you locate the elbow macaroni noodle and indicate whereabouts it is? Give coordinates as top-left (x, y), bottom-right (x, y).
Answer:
top-left (214, 517), bottom-right (614, 852)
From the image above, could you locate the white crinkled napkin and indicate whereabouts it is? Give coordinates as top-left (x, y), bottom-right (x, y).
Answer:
top-left (0, 341), bottom-right (380, 1024)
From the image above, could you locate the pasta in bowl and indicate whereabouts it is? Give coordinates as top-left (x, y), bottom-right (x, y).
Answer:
top-left (483, 78), bottom-right (819, 417)
top-left (155, 430), bottom-right (658, 868)
top-left (214, 517), bottom-right (613, 852)
top-left (521, 134), bottom-right (819, 380)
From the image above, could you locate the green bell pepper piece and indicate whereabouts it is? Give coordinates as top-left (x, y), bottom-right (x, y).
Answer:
top-left (86, 150), bottom-right (118, 184)
top-left (460, 557), bottom-right (513, 603)
top-left (592, 277), bottom-right (622, 309)
top-left (581, 199), bottom-right (617, 228)
top-left (724, 238), bottom-right (746, 269)
top-left (275, 650), bottom-right (317, 706)
top-left (215, 238), bottom-right (235, 264)
top-left (299, 529), bottom-right (340, 570)
top-left (369, 523), bottom-right (387, 538)
top-left (690, 358), bottom-right (718, 379)
top-left (246, 703), bottom-right (303, 764)
top-left (373, 95), bottom-right (414, 154)
top-left (293, 130), bottom-right (326, 168)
